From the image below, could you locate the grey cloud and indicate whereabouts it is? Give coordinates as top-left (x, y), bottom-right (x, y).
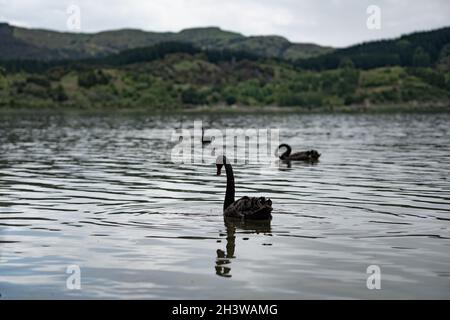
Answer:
top-left (0, 0), bottom-right (449, 47)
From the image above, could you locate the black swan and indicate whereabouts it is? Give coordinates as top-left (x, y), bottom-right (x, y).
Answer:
top-left (216, 155), bottom-right (272, 220)
top-left (202, 128), bottom-right (212, 145)
top-left (277, 144), bottom-right (321, 162)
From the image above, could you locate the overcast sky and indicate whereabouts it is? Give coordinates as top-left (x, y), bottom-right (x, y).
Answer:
top-left (1, 0), bottom-right (449, 47)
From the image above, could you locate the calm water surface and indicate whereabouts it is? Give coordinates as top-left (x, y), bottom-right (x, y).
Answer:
top-left (0, 112), bottom-right (449, 299)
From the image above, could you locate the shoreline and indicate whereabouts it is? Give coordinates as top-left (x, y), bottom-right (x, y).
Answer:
top-left (0, 102), bottom-right (449, 115)
top-left (181, 102), bottom-right (450, 114)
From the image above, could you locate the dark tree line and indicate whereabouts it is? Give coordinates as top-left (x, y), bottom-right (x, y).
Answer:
top-left (1, 26), bottom-right (449, 74)
top-left (297, 27), bottom-right (450, 70)
top-left (0, 41), bottom-right (264, 73)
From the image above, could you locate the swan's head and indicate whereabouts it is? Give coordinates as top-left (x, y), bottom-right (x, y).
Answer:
top-left (215, 155), bottom-right (228, 175)
top-left (276, 144), bottom-right (290, 158)
top-left (310, 150), bottom-right (321, 159)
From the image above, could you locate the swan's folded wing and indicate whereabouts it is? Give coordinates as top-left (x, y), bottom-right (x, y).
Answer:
top-left (290, 150), bottom-right (321, 161)
top-left (224, 196), bottom-right (272, 220)
top-left (289, 151), bottom-right (310, 160)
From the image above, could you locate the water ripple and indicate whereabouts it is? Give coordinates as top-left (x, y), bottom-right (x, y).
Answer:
top-left (0, 112), bottom-right (449, 299)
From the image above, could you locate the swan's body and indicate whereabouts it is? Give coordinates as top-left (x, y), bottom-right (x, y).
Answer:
top-left (224, 196), bottom-right (273, 220)
top-left (216, 156), bottom-right (272, 220)
top-left (277, 144), bottom-right (321, 162)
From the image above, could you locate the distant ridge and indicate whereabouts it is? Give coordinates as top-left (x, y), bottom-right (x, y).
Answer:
top-left (0, 23), bottom-right (332, 61)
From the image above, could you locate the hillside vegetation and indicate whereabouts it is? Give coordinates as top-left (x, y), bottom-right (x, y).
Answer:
top-left (0, 23), bottom-right (331, 61)
top-left (0, 51), bottom-right (448, 110)
top-left (0, 25), bottom-right (449, 111)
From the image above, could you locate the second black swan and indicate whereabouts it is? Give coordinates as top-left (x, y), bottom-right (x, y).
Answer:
top-left (216, 156), bottom-right (272, 220)
top-left (277, 144), bottom-right (321, 161)
top-left (202, 128), bottom-right (212, 145)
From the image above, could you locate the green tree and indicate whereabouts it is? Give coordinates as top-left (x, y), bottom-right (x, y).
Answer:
top-left (51, 84), bottom-right (68, 102)
top-left (339, 57), bottom-right (355, 69)
top-left (181, 87), bottom-right (206, 105)
top-left (337, 58), bottom-right (360, 97)
top-left (437, 44), bottom-right (450, 71)
top-left (225, 94), bottom-right (237, 105)
top-left (412, 47), bottom-right (431, 67)
top-left (78, 69), bottom-right (110, 88)
top-left (0, 66), bottom-right (6, 90)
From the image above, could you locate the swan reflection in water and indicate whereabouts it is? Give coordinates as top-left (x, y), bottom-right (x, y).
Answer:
top-left (279, 159), bottom-right (320, 169)
top-left (215, 217), bottom-right (272, 278)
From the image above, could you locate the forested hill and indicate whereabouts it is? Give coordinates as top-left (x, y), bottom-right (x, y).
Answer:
top-left (0, 25), bottom-right (449, 111)
top-left (297, 27), bottom-right (450, 70)
top-left (0, 22), bottom-right (331, 62)
top-left (0, 42), bottom-right (265, 73)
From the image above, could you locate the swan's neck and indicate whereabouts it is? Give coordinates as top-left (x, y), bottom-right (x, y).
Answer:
top-left (224, 163), bottom-right (235, 210)
top-left (280, 144), bottom-right (291, 159)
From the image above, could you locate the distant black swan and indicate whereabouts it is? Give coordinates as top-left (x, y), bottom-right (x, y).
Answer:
top-left (277, 144), bottom-right (321, 162)
top-left (202, 128), bottom-right (212, 145)
top-left (216, 156), bottom-right (272, 220)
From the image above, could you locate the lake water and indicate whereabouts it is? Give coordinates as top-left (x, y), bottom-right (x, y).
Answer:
top-left (0, 111), bottom-right (449, 299)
